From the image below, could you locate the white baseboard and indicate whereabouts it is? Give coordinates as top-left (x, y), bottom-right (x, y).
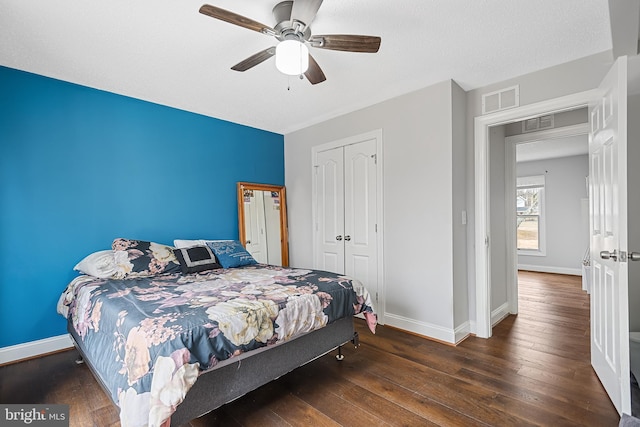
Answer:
top-left (454, 321), bottom-right (471, 344)
top-left (517, 264), bottom-right (582, 276)
top-left (468, 319), bottom-right (477, 336)
top-left (492, 302), bottom-right (511, 326)
top-left (384, 312), bottom-right (456, 344)
top-left (0, 334), bottom-right (73, 365)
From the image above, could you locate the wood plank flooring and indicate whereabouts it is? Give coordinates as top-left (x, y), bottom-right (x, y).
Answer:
top-left (0, 271), bottom-right (620, 426)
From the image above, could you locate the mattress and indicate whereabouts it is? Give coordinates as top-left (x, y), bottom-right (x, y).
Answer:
top-left (57, 264), bottom-right (376, 427)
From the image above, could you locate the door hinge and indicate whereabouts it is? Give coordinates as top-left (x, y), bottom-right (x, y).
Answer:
top-left (314, 165), bottom-right (319, 174)
top-left (376, 292), bottom-right (378, 302)
top-left (371, 154), bottom-right (377, 165)
top-left (485, 236), bottom-right (489, 246)
top-left (375, 224), bottom-right (378, 232)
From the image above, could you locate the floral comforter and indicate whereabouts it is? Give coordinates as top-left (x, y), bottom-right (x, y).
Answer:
top-left (57, 265), bottom-right (376, 427)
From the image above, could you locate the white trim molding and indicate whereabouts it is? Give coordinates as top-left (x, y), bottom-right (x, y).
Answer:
top-left (492, 302), bottom-right (511, 327)
top-left (517, 264), bottom-right (582, 276)
top-left (0, 334), bottom-right (73, 365)
top-left (454, 321), bottom-right (471, 344)
top-left (384, 313), bottom-right (457, 344)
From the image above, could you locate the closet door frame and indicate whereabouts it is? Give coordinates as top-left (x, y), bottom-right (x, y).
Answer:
top-left (312, 129), bottom-right (385, 324)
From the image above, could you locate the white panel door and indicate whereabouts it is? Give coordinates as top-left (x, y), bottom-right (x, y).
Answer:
top-left (244, 190), bottom-right (268, 264)
top-left (315, 147), bottom-right (345, 273)
top-left (589, 55), bottom-right (630, 415)
top-left (344, 139), bottom-right (378, 299)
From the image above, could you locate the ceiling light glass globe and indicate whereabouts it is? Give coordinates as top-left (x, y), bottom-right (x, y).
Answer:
top-left (275, 40), bottom-right (309, 76)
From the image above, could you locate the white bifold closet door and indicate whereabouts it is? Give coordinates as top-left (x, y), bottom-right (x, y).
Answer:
top-left (314, 138), bottom-right (378, 296)
top-left (315, 146), bottom-right (345, 273)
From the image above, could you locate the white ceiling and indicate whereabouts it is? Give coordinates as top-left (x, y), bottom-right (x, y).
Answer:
top-left (516, 134), bottom-right (588, 163)
top-left (0, 0), bottom-right (613, 135)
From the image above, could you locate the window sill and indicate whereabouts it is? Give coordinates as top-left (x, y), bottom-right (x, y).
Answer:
top-left (518, 250), bottom-right (546, 257)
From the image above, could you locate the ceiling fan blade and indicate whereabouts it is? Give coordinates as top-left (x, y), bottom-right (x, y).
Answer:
top-left (304, 54), bottom-right (326, 85)
top-left (290, 0), bottom-right (323, 28)
top-left (199, 4), bottom-right (274, 34)
top-left (231, 47), bottom-right (276, 72)
top-left (310, 35), bottom-right (381, 53)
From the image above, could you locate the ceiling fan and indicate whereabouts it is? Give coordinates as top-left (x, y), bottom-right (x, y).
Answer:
top-left (199, 0), bottom-right (382, 85)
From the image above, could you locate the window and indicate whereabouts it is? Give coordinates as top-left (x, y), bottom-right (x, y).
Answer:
top-left (516, 175), bottom-right (545, 255)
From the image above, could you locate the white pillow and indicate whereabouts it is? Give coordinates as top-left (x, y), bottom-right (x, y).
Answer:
top-left (74, 250), bottom-right (118, 278)
top-left (173, 239), bottom-right (232, 249)
top-left (173, 239), bottom-right (205, 248)
top-left (74, 250), bottom-right (131, 278)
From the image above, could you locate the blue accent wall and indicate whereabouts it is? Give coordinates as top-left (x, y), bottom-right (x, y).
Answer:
top-left (0, 66), bottom-right (284, 348)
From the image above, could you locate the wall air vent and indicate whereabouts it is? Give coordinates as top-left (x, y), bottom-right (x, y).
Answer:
top-left (522, 114), bottom-right (555, 133)
top-left (482, 85), bottom-right (520, 114)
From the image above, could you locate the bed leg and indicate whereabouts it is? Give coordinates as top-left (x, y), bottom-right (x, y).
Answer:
top-left (75, 355), bottom-right (84, 365)
top-left (336, 331), bottom-right (360, 361)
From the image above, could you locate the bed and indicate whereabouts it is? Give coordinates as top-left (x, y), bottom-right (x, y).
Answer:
top-left (57, 238), bottom-right (376, 427)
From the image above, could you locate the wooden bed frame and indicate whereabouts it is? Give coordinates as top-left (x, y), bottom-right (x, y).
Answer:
top-left (69, 316), bottom-right (359, 426)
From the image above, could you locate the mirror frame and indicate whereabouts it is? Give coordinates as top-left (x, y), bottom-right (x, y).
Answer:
top-left (237, 182), bottom-right (289, 267)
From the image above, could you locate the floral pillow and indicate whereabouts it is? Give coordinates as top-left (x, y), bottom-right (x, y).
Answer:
top-left (112, 238), bottom-right (181, 277)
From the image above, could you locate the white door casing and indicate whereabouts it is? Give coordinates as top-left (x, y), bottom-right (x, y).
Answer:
top-left (589, 55), bottom-right (630, 415)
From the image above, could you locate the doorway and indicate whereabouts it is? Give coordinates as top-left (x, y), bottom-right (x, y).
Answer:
top-left (473, 89), bottom-right (598, 339)
top-left (501, 117), bottom-right (590, 320)
top-left (476, 55), bottom-right (640, 416)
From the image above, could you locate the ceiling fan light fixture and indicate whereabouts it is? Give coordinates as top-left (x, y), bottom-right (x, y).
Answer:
top-left (275, 40), bottom-right (309, 76)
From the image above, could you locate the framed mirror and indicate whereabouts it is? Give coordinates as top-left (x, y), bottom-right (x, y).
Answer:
top-left (237, 182), bottom-right (289, 266)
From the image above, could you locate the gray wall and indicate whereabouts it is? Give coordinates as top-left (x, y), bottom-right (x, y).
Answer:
top-left (517, 154), bottom-right (589, 274)
top-left (286, 49), bottom-right (618, 341)
top-left (285, 80), bottom-right (467, 342)
top-left (452, 81), bottom-right (469, 328)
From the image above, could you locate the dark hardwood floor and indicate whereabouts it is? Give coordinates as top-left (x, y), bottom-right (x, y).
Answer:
top-left (0, 271), bottom-right (620, 426)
